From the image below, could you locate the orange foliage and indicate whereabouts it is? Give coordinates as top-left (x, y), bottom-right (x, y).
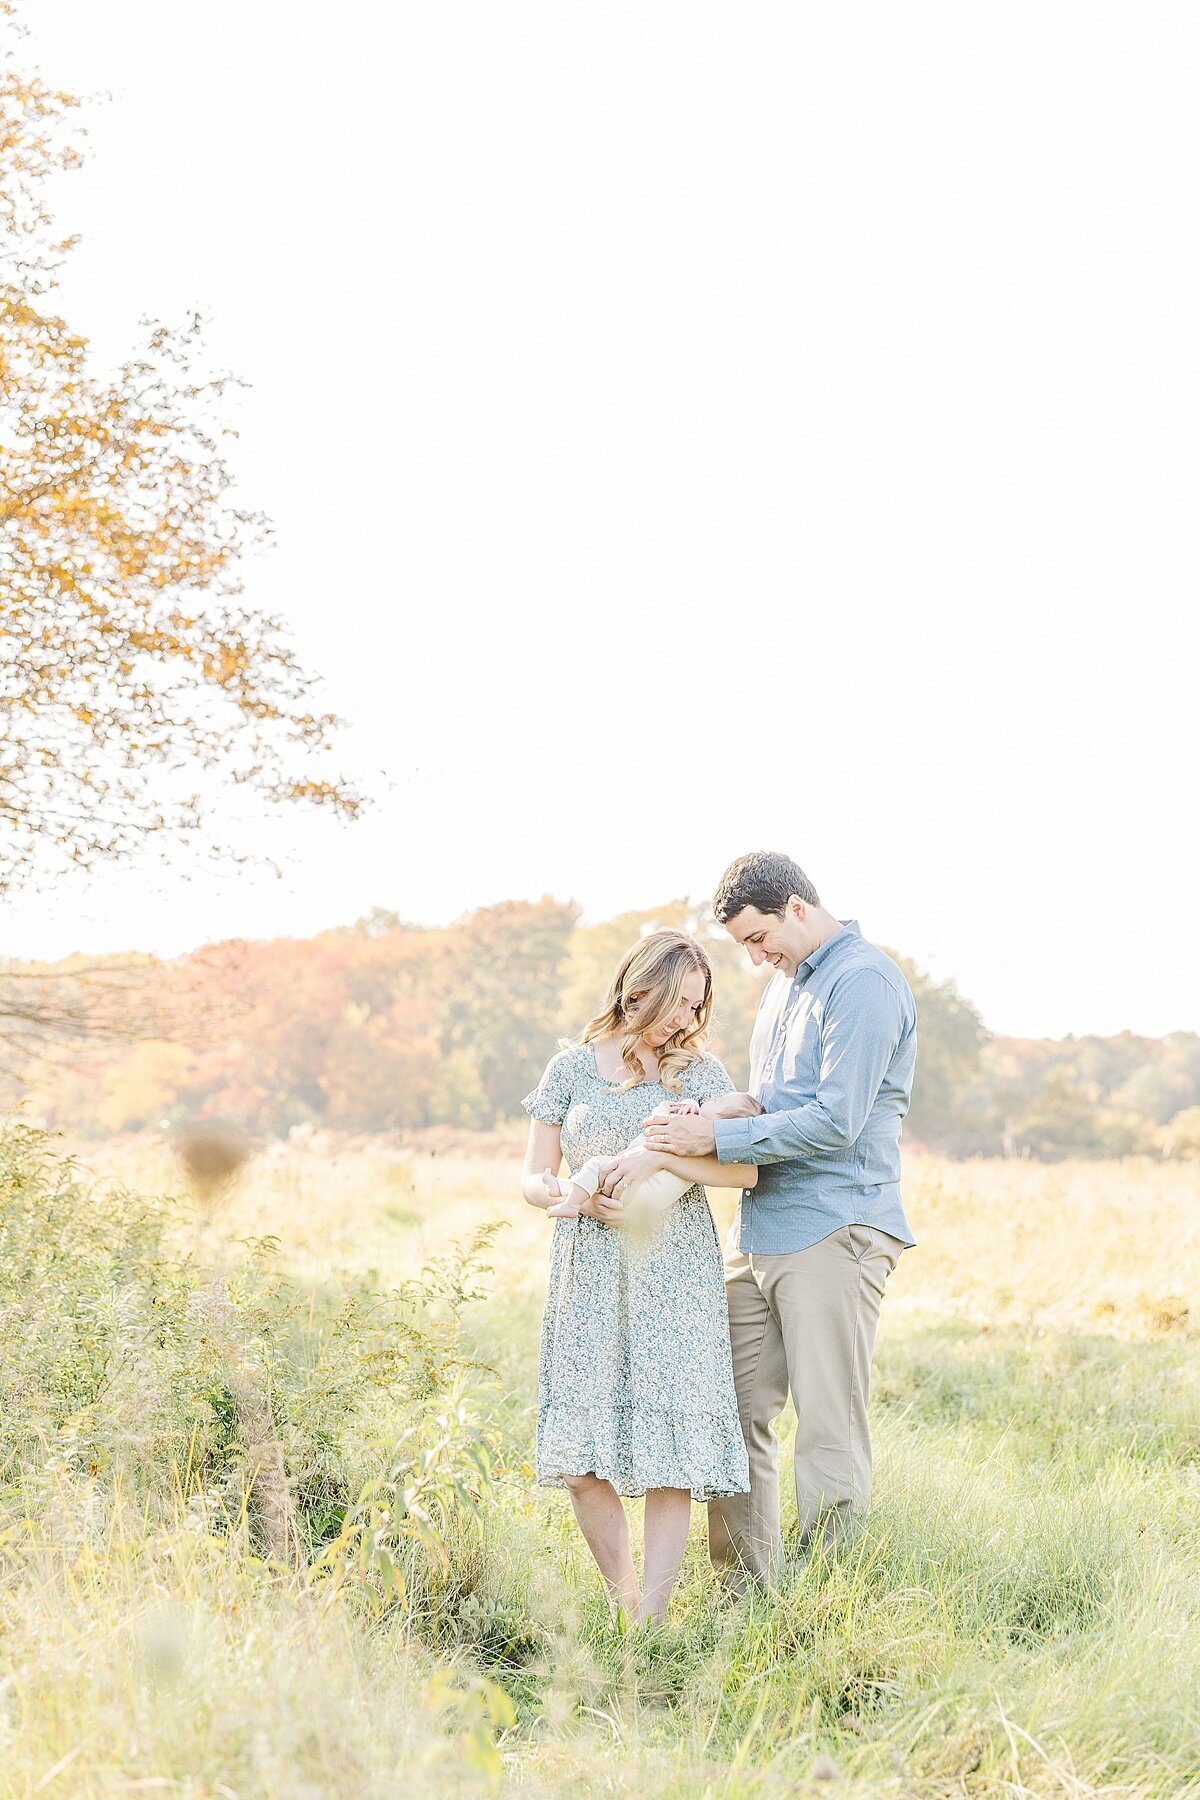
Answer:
top-left (0, 26), bottom-right (362, 899)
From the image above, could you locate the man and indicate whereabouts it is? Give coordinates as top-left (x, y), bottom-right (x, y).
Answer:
top-left (641, 849), bottom-right (916, 1586)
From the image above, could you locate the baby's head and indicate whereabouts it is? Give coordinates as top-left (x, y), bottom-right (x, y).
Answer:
top-left (698, 1097), bottom-right (725, 1118)
top-left (644, 1099), bottom-right (713, 1123)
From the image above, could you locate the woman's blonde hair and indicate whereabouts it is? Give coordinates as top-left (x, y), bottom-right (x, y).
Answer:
top-left (578, 929), bottom-right (713, 1092)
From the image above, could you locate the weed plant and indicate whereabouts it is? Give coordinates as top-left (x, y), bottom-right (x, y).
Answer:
top-left (2, 1122), bottom-right (1198, 1796)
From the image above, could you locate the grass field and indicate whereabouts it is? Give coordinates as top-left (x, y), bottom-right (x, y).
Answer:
top-left (1, 1124), bottom-right (1198, 1797)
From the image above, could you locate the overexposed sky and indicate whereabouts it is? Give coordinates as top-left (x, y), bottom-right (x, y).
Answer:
top-left (9, 2), bottom-right (1200, 1038)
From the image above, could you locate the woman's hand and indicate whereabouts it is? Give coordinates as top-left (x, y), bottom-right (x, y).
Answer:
top-left (578, 1188), bottom-right (624, 1224)
top-left (574, 1164), bottom-right (627, 1225)
top-left (599, 1145), bottom-right (663, 1201)
top-left (521, 1119), bottom-right (565, 1210)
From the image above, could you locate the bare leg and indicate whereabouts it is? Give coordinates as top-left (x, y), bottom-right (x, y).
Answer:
top-left (563, 1473), bottom-right (640, 1616)
top-left (640, 1487), bottom-right (692, 1624)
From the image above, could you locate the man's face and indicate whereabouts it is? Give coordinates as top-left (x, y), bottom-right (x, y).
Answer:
top-left (722, 901), bottom-right (812, 980)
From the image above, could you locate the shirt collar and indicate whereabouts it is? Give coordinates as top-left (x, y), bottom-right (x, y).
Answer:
top-left (798, 918), bottom-right (860, 979)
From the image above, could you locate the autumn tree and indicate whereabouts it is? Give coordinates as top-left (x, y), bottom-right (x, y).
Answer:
top-left (0, 20), bottom-right (362, 907)
top-left (441, 899), bottom-right (579, 1124)
top-left (0, 950), bottom-right (153, 1081)
top-left (886, 954), bottom-right (987, 1148)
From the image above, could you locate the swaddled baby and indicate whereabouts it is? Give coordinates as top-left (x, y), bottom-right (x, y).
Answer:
top-left (545, 1095), bottom-right (727, 1222)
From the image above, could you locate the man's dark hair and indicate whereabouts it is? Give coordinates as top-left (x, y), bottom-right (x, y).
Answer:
top-left (712, 851), bottom-right (820, 923)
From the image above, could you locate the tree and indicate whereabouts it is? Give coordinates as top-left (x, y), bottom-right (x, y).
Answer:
top-left (92, 1037), bottom-right (197, 1134)
top-left (441, 899), bottom-right (579, 1124)
top-left (0, 951), bottom-right (152, 1080)
top-left (998, 1067), bottom-right (1151, 1160)
top-left (887, 954), bottom-right (987, 1149)
top-left (0, 23), bottom-right (362, 904)
top-left (1159, 1105), bottom-right (1200, 1160)
top-left (1112, 1058), bottom-right (1197, 1128)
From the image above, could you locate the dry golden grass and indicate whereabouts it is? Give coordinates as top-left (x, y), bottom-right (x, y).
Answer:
top-left (74, 1132), bottom-right (1197, 1342)
top-left (19, 1130), bottom-right (1197, 1798)
top-left (894, 1154), bottom-right (1199, 1338)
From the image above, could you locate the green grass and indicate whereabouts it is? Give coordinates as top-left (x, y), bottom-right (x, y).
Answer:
top-left (1, 1123), bottom-right (1198, 1796)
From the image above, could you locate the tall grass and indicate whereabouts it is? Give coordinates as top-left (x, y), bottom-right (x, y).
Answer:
top-left (3, 1122), bottom-right (1198, 1796)
top-left (0, 1123), bottom-right (513, 1796)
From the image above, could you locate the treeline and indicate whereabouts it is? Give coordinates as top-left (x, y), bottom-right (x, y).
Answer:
top-left (3, 899), bottom-right (1198, 1159)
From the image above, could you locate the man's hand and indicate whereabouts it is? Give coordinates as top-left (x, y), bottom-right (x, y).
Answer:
top-left (640, 1111), bottom-right (716, 1156)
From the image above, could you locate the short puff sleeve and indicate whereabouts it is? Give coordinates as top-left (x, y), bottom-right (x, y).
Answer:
top-left (522, 1047), bottom-right (576, 1125)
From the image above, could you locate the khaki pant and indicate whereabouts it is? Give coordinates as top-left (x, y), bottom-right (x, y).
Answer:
top-left (708, 1223), bottom-right (903, 1586)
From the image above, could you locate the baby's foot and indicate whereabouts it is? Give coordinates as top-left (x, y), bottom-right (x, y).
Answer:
top-left (547, 1196), bottom-right (581, 1218)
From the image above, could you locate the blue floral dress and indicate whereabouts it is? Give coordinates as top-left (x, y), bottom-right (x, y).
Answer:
top-left (523, 1043), bottom-right (750, 1502)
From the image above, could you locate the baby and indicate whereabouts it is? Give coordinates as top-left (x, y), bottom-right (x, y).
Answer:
top-left (546, 1096), bottom-right (727, 1222)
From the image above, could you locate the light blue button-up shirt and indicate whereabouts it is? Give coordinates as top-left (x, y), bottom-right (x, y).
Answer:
top-left (713, 920), bottom-right (917, 1255)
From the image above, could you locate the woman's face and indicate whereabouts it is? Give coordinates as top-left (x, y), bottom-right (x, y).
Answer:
top-left (638, 968), bottom-right (708, 1049)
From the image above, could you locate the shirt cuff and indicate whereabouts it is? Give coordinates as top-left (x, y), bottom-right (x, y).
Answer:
top-left (714, 1116), bottom-right (755, 1164)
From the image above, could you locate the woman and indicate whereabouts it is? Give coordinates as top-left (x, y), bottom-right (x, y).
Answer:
top-left (520, 929), bottom-right (756, 1625)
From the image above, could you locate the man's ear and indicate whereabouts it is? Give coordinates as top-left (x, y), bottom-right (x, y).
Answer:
top-left (787, 894), bottom-right (807, 921)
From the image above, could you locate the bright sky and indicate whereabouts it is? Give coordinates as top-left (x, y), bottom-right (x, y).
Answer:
top-left (9, 2), bottom-right (1199, 1039)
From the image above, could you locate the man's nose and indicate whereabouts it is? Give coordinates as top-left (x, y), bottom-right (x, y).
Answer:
top-left (748, 946), bottom-right (764, 966)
